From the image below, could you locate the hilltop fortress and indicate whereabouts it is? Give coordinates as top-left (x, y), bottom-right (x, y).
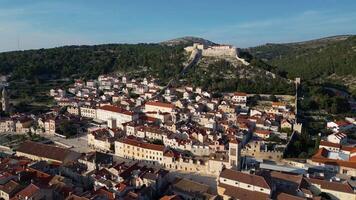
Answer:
top-left (184, 43), bottom-right (237, 57)
top-left (184, 43), bottom-right (249, 65)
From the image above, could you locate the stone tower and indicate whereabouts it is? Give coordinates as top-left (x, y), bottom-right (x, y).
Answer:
top-left (2, 87), bottom-right (9, 113)
top-left (228, 138), bottom-right (241, 170)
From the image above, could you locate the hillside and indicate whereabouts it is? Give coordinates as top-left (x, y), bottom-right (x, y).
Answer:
top-left (184, 56), bottom-right (294, 94)
top-left (0, 44), bottom-right (185, 84)
top-left (0, 38), bottom-right (295, 98)
top-left (247, 35), bottom-right (356, 80)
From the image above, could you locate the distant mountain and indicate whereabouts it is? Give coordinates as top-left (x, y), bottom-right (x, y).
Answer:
top-left (247, 35), bottom-right (351, 60)
top-left (246, 35), bottom-right (356, 80)
top-left (160, 36), bottom-right (216, 46)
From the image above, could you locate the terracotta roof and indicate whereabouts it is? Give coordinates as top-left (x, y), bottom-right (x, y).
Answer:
top-left (319, 141), bottom-right (340, 148)
top-left (335, 120), bottom-right (351, 126)
top-left (116, 183), bottom-right (127, 192)
top-left (64, 194), bottom-right (90, 200)
top-left (276, 192), bottom-right (306, 200)
top-left (341, 146), bottom-right (356, 153)
top-left (229, 137), bottom-right (241, 144)
top-left (269, 171), bottom-right (303, 185)
top-left (120, 137), bottom-right (164, 152)
top-left (234, 92), bottom-right (247, 96)
top-left (308, 178), bottom-right (354, 194)
top-left (98, 105), bottom-right (133, 116)
top-left (139, 116), bottom-right (158, 123)
top-left (220, 168), bottom-right (271, 189)
top-left (0, 180), bottom-right (20, 195)
top-left (218, 183), bottom-right (270, 200)
top-left (14, 184), bottom-right (39, 199)
top-left (311, 148), bottom-right (356, 169)
top-left (255, 129), bottom-right (272, 135)
top-left (160, 195), bottom-right (183, 200)
top-left (16, 141), bottom-right (81, 163)
top-left (145, 101), bottom-right (175, 109)
top-left (272, 102), bottom-right (286, 106)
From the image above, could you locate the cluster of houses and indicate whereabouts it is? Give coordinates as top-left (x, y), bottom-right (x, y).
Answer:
top-left (2, 140), bottom-right (355, 200)
top-left (51, 74), bottom-right (356, 199)
top-left (217, 167), bottom-right (355, 200)
top-left (303, 117), bottom-right (356, 178)
top-left (0, 73), bottom-right (355, 199)
top-left (0, 141), bottom-right (212, 200)
top-left (47, 75), bottom-right (302, 176)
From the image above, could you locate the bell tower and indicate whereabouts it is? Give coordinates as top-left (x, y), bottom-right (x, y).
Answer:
top-left (228, 138), bottom-right (241, 170)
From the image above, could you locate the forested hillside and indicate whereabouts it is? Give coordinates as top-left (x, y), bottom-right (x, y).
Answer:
top-left (185, 58), bottom-right (294, 95)
top-left (0, 44), bottom-right (185, 84)
top-left (0, 41), bottom-right (296, 95)
top-left (248, 35), bottom-right (356, 80)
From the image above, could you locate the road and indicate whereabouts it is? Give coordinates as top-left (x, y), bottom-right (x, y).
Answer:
top-left (150, 49), bottom-right (201, 99)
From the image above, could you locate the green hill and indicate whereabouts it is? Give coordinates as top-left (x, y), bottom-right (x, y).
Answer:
top-left (247, 35), bottom-right (356, 80)
top-left (0, 39), bottom-right (295, 95)
top-left (0, 44), bottom-right (185, 84)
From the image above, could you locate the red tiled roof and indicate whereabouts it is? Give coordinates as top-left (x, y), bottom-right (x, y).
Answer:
top-left (139, 116), bottom-right (158, 123)
top-left (163, 150), bottom-right (180, 158)
top-left (99, 105), bottom-right (133, 116)
top-left (116, 183), bottom-right (127, 192)
top-left (120, 137), bottom-right (164, 152)
top-left (311, 148), bottom-right (356, 169)
top-left (16, 141), bottom-right (81, 163)
top-left (234, 92), bottom-right (247, 96)
top-left (276, 192), bottom-right (305, 200)
top-left (255, 129), bottom-right (272, 135)
top-left (145, 101), bottom-right (175, 109)
top-left (308, 178), bottom-right (354, 194)
top-left (160, 195), bottom-right (183, 200)
top-left (0, 180), bottom-right (20, 195)
top-left (220, 169), bottom-right (271, 189)
top-left (319, 141), bottom-right (340, 148)
top-left (218, 183), bottom-right (269, 200)
top-left (229, 138), bottom-right (241, 144)
top-left (335, 120), bottom-right (351, 127)
top-left (14, 184), bottom-right (39, 199)
top-left (341, 146), bottom-right (356, 153)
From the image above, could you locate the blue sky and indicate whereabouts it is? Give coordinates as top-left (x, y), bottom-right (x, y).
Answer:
top-left (1, 0), bottom-right (356, 52)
